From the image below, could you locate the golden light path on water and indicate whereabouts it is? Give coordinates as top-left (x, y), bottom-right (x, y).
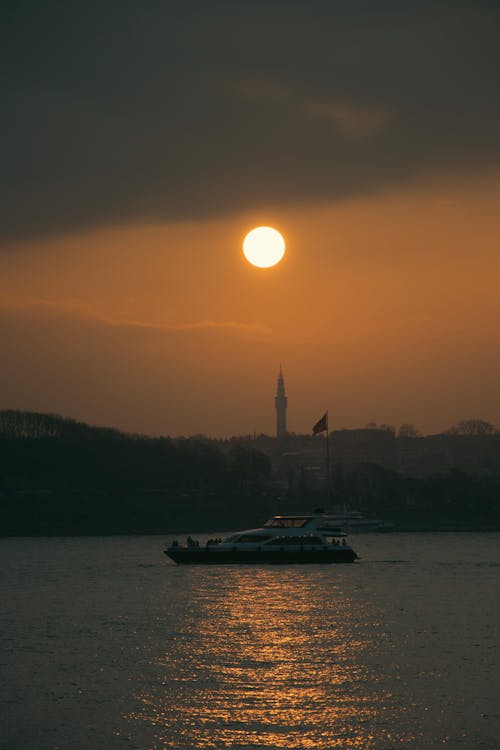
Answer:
top-left (3, 534), bottom-right (500, 749)
top-left (127, 567), bottom-right (410, 749)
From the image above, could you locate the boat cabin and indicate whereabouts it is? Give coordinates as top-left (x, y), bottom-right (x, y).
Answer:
top-left (263, 515), bottom-right (315, 528)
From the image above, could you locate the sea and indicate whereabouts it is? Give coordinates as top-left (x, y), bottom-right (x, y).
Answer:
top-left (1, 532), bottom-right (499, 750)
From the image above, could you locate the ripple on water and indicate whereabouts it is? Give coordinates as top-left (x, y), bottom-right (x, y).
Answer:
top-left (1, 533), bottom-right (500, 749)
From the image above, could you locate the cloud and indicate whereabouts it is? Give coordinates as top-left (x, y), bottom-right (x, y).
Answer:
top-left (2, 1), bottom-right (500, 243)
top-left (223, 76), bottom-right (391, 139)
top-left (0, 297), bottom-right (275, 340)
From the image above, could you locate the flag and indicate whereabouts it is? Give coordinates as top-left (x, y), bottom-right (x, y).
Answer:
top-left (312, 412), bottom-right (328, 435)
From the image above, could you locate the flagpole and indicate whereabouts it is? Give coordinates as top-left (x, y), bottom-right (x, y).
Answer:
top-left (312, 411), bottom-right (331, 509)
top-left (326, 410), bottom-right (331, 508)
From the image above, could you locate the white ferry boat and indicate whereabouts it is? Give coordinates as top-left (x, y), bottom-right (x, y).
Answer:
top-left (164, 512), bottom-right (358, 565)
top-left (323, 509), bottom-right (395, 533)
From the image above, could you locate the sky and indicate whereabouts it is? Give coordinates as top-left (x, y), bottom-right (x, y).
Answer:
top-left (2, 0), bottom-right (500, 437)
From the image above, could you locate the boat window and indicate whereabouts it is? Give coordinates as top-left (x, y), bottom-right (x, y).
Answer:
top-left (264, 517), bottom-right (311, 528)
top-left (268, 535), bottom-right (324, 545)
top-left (264, 518), bottom-right (288, 528)
top-left (227, 534), bottom-right (272, 544)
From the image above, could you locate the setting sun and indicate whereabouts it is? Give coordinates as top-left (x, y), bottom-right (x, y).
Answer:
top-left (242, 226), bottom-right (286, 268)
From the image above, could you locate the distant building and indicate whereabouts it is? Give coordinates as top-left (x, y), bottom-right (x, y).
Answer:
top-left (275, 367), bottom-right (287, 441)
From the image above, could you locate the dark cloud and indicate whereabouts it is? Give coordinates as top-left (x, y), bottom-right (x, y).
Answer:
top-left (2, 0), bottom-right (500, 242)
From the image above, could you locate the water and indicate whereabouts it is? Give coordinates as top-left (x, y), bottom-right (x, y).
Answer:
top-left (1, 533), bottom-right (499, 749)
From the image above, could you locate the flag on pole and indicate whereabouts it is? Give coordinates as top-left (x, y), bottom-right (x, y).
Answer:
top-left (312, 411), bottom-right (328, 435)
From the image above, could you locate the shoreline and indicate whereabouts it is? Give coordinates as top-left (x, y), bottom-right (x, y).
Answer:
top-left (3, 525), bottom-right (500, 539)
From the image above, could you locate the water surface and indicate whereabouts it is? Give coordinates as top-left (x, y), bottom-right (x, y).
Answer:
top-left (1, 533), bottom-right (499, 749)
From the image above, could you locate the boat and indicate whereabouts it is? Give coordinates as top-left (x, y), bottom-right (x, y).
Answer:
top-left (321, 509), bottom-right (395, 533)
top-left (164, 512), bottom-right (358, 565)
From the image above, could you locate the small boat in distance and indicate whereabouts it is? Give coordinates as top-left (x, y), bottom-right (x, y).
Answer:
top-left (321, 508), bottom-right (395, 533)
top-left (164, 512), bottom-right (358, 565)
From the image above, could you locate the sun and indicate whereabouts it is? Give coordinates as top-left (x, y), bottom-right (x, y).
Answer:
top-left (243, 226), bottom-right (286, 268)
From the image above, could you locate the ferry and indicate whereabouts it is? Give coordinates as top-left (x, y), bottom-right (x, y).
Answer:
top-left (324, 509), bottom-right (395, 533)
top-left (164, 512), bottom-right (358, 565)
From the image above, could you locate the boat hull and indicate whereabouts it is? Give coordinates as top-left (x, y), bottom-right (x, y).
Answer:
top-left (165, 546), bottom-right (358, 565)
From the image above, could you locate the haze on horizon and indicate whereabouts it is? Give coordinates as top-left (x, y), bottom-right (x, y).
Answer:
top-left (1, 1), bottom-right (500, 438)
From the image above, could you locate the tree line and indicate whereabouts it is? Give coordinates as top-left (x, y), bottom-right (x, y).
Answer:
top-left (1, 410), bottom-right (499, 535)
top-left (0, 410), bottom-right (271, 491)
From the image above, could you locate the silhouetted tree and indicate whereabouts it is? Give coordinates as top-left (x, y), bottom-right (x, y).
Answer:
top-left (365, 422), bottom-right (396, 434)
top-left (446, 419), bottom-right (498, 436)
top-left (398, 423), bottom-right (421, 438)
top-left (228, 445), bottom-right (271, 484)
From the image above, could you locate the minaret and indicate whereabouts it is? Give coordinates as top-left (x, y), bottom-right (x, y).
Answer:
top-left (275, 367), bottom-right (287, 441)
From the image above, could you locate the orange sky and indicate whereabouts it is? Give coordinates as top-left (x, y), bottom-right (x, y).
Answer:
top-left (1, 171), bottom-right (499, 437)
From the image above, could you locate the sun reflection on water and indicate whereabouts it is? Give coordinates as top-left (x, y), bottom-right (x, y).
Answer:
top-left (128, 568), bottom-right (407, 749)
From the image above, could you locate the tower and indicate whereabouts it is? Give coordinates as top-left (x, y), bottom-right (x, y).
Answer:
top-left (275, 367), bottom-right (287, 441)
